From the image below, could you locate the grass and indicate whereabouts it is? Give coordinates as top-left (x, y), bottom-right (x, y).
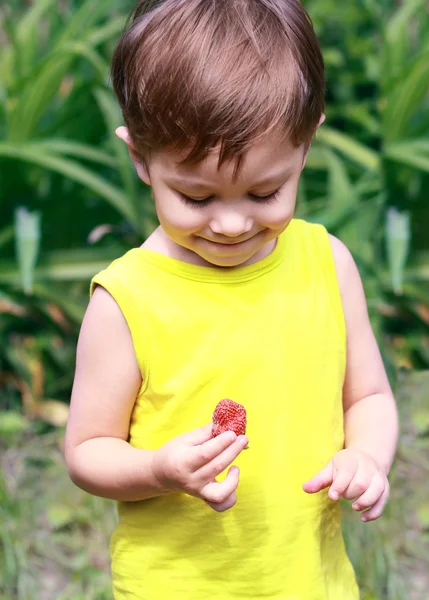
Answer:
top-left (1, 370), bottom-right (428, 599)
top-left (0, 431), bottom-right (115, 599)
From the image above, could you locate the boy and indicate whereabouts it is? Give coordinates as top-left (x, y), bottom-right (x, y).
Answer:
top-left (65, 1), bottom-right (398, 598)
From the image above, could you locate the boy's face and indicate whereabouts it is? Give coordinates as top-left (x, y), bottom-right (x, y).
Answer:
top-left (119, 129), bottom-right (310, 267)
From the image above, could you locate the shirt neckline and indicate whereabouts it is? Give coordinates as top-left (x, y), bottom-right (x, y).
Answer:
top-left (130, 225), bottom-right (291, 283)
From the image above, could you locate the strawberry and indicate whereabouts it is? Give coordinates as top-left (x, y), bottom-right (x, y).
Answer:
top-left (212, 399), bottom-right (247, 438)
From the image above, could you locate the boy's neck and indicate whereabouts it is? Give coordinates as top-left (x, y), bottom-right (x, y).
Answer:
top-left (141, 226), bottom-right (278, 268)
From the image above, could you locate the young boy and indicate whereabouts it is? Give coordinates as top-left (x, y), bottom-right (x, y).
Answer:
top-left (65, 1), bottom-right (398, 598)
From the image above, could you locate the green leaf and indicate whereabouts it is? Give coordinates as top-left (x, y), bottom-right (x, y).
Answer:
top-left (60, 41), bottom-right (108, 76)
top-left (0, 248), bottom-right (120, 285)
top-left (326, 151), bottom-right (359, 215)
top-left (386, 208), bottom-right (411, 295)
top-left (94, 87), bottom-right (139, 208)
top-left (46, 503), bottom-right (76, 530)
top-left (384, 140), bottom-right (429, 174)
top-left (33, 139), bottom-right (117, 166)
top-left (317, 126), bottom-right (380, 172)
top-left (7, 54), bottom-right (73, 141)
top-left (86, 17), bottom-right (127, 47)
top-left (56, 0), bottom-right (117, 45)
top-left (0, 142), bottom-right (139, 224)
top-left (384, 0), bottom-right (427, 81)
top-left (14, 207), bottom-right (41, 296)
top-left (0, 411), bottom-right (28, 434)
top-left (0, 225), bottom-right (15, 250)
top-left (1, 0), bottom-right (56, 85)
top-left (383, 50), bottom-right (429, 142)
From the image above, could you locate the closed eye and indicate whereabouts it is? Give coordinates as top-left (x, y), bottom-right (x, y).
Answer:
top-left (177, 187), bottom-right (281, 208)
top-left (177, 193), bottom-right (214, 208)
top-left (249, 189), bottom-right (281, 204)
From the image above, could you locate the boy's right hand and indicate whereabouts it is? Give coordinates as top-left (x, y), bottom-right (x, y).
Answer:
top-left (151, 424), bottom-right (248, 512)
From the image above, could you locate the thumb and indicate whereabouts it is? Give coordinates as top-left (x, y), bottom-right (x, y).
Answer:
top-left (302, 461), bottom-right (334, 494)
top-left (180, 423), bottom-right (213, 447)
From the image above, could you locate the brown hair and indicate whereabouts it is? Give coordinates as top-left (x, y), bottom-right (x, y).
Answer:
top-left (111, 0), bottom-right (325, 175)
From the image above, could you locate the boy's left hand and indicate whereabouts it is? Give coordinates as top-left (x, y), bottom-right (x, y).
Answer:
top-left (302, 448), bottom-right (390, 522)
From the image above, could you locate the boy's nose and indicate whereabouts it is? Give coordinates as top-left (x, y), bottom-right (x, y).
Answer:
top-left (209, 212), bottom-right (253, 238)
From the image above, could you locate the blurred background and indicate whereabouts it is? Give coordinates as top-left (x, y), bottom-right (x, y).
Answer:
top-left (0, 0), bottom-right (428, 598)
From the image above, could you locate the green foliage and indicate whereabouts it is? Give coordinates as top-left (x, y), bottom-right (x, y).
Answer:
top-left (0, 1), bottom-right (429, 595)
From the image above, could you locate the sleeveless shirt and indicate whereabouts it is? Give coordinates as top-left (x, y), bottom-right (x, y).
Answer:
top-left (90, 219), bottom-right (359, 599)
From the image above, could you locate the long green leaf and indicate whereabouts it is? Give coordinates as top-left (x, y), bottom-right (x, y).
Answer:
top-left (316, 127), bottom-right (380, 172)
top-left (385, 140), bottom-right (429, 174)
top-left (32, 139), bottom-right (117, 166)
top-left (7, 54), bottom-right (73, 141)
top-left (326, 150), bottom-right (359, 216)
top-left (14, 207), bottom-right (41, 296)
top-left (0, 225), bottom-right (15, 251)
top-left (94, 87), bottom-right (138, 206)
top-left (86, 17), bottom-right (127, 47)
top-left (57, 0), bottom-right (117, 45)
top-left (386, 208), bottom-right (411, 295)
top-left (383, 50), bottom-right (429, 142)
top-left (384, 0), bottom-right (426, 82)
top-left (0, 248), bottom-right (121, 285)
top-left (0, 0), bottom-right (56, 85)
top-left (60, 41), bottom-right (109, 76)
top-left (0, 143), bottom-right (139, 224)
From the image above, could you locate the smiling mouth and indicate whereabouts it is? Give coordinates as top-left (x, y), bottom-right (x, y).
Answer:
top-left (203, 235), bottom-right (256, 246)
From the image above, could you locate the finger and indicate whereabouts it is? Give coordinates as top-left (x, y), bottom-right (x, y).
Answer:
top-left (351, 474), bottom-right (385, 511)
top-left (200, 465), bottom-right (240, 505)
top-left (341, 469), bottom-right (373, 501)
top-left (206, 491), bottom-right (237, 513)
top-left (360, 485), bottom-right (390, 522)
top-left (328, 465), bottom-right (358, 500)
top-left (180, 423), bottom-right (214, 447)
top-left (188, 431), bottom-right (240, 471)
top-left (196, 435), bottom-right (248, 478)
top-left (302, 461), bottom-right (334, 494)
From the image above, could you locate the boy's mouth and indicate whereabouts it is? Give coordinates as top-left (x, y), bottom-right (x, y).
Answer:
top-left (202, 233), bottom-right (259, 246)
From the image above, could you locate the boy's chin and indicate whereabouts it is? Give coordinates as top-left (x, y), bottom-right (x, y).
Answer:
top-left (196, 247), bottom-right (263, 268)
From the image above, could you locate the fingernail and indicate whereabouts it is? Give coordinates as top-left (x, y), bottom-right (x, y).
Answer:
top-left (361, 515), bottom-right (367, 522)
top-left (352, 503), bottom-right (359, 510)
top-left (329, 490), bottom-right (339, 500)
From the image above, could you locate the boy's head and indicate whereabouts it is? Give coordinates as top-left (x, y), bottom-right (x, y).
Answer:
top-left (111, 0), bottom-right (325, 267)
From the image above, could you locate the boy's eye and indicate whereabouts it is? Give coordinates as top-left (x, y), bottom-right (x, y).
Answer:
top-left (177, 188), bottom-right (281, 207)
top-left (178, 193), bottom-right (213, 208)
top-left (249, 190), bottom-right (281, 203)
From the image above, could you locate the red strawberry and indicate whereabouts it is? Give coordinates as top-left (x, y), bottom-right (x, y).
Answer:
top-left (212, 399), bottom-right (247, 438)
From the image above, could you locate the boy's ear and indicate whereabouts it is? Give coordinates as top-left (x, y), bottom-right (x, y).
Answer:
top-left (115, 126), bottom-right (151, 185)
top-left (301, 113), bottom-right (326, 170)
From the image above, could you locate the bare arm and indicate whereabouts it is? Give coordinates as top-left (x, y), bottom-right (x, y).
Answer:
top-left (65, 286), bottom-right (247, 510)
top-left (303, 235), bottom-right (398, 521)
top-left (330, 235), bottom-right (398, 474)
top-left (64, 285), bottom-right (166, 501)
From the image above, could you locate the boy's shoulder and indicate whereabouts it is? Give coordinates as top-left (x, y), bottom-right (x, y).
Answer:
top-left (327, 234), bottom-right (357, 297)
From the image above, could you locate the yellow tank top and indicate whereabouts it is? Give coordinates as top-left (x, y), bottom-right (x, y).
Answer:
top-left (90, 219), bottom-right (359, 600)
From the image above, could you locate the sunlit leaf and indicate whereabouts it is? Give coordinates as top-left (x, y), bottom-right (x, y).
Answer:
top-left (0, 411), bottom-right (28, 434)
top-left (383, 0), bottom-right (427, 81)
top-left (317, 126), bottom-right (380, 172)
top-left (0, 247), bottom-right (120, 285)
top-left (383, 51), bottom-right (429, 142)
top-left (14, 207), bottom-right (41, 296)
top-left (33, 139), bottom-right (117, 166)
top-left (385, 140), bottom-right (429, 174)
top-left (386, 208), bottom-right (411, 295)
